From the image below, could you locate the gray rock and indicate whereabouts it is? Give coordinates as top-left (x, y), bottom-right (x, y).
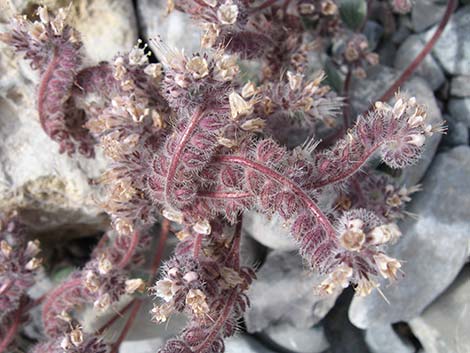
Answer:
top-left (137, 0), bottom-right (201, 56)
top-left (0, 44), bottom-right (109, 238)
top-left (225, 335), bottom-right (277, 353)
top-left (450, 75), bottom-right (470, 97)
top-left (412, 0), bottom-right (446, 32)
top-left (120, 337), bottom-right (165, 353)
top-left (323, 291), bottom-right (371, 353)
top-left (349, 146), bottom-right (470, 329)
top-left (2, 0), bottom-right (138, 64)
top-left (243, 211), bottom-right (297, 251)
top-left (240, 229), bottom-right (267, 267)
top-left (364, 21), bottom-right (384, 51)
top-left (409, 266), bottom-right (470, 353)
top-left (351, 65), bottom-right (443, 185)
top-left (394, 35), bottom-right (445, 91)
top-left (441, 115), bottom-right (469, 147)
top-left (448, 98), bottom-right (470, 127)
top-left (70, 0), bottom-right (138, 63)
top-left (244, 251), bottom-right (340, 333)
top-left (365, 325), bottom-right (414, 353)
top-left (422, 6), bottom-right (470, 75)
top-left (261, 323), bottom-right (330, 353)
top-left (392, 16), bottom-right (413, 45)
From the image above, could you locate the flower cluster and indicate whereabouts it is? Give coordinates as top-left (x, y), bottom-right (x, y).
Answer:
top-left (151, 220), bottom-right (255, 353)
top-left (0, 0), bottom-right (447, 352)
top-left (0, 213), bottom-right (41, 320)
top-left (0, 7), bottom-right (95, 157)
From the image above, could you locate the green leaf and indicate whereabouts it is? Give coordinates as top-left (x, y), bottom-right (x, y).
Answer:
top-left (339, 0), bottom-right (367, 31)
top-left (52, 266), bottom-right (75, 283)
top-left (324, 59), bottom-right (343, 93)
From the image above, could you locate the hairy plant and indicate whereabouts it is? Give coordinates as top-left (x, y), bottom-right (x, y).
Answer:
top-left (0, 0), bottom-right (452, 352)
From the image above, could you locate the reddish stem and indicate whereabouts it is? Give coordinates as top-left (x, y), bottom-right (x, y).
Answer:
top-left (198, 191), bottom-right (253, 200)
top-left (106, 221), bottom-right (169, 349)
top-left (193, 233), bottom-right (204, 258)
top-left (251, 0), bottom-right (278, 11)
top-left (369, 0), bottom-right (457, 108)
top-left (96, 299), bottom-right (136, 336)
top-left (37, 48), bottom-right (59, 132)
top-left (109, 300), bottom-right (143, 353)
top-left (164, 107), bottom-right (204, 206)
top-left (342, 68), bottom-right (352, 130)
top-left (216, 155), bottom-right (337, 237)
top-left (41, 278), bottom-right (82, 328)
top-left (0, 298), bottom-right (25, 353)
top-left (149, 220), bottom-right (170, 283)
top-left (312, 145), bottom-right (381, 188)
top-left (194, 290), bottom-right (237, 353)
top-left (117, 230), bottom-right (140, 269)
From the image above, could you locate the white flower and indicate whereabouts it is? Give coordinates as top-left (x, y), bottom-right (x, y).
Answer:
top-left (129, 47), bottom-right (148, 66)
top-left (287, 71), bottom-right (303, 91)
top-left (217, 0), bottom-right (239, 24)
top-left (241, 81), bottom-right (257, 98)
top-left (193, 219), bottom-right (211, 235)
top-left (408, 134), bottom-right (426, 147)
top-left (241, 118), bottom-right (265, 132)
top-left (125, 278), bottom-right (146, 294)
top-left (355, 278), bottom-right (379, 296)
top-left (155, 279), bottom-right (179, 301)
top-left (94, 293), bottom-right (111, 311)
top-left (162, 208), bottom-right (184, 224)
top-left (374, 253), bottom-right (401, 280)
top-left (369, 223), bottom-right (402, 245)
top-left (186, 56), bottom-right (209, 79)
top-left (144, 63), bottom-right (163, 79)
top-left (229, 91), bottom-right (254, 120)
top-left (186, 289), bottom-right (210, 317)
top-left (339, 218), bottom-right (365, 251)
top-left (152, 302), bottom-right (174, 323)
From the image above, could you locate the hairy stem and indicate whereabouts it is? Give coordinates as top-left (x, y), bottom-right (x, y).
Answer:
top-left (109, 300), bottom-right (143, 353)
top-left (107, 221), bottom-right (169, 350)
top-left (313, 145), bottom-right (381, 188)
top-left (216, 155), bottom-right (337, 237)
top-left (198, 191), bottom-right (253, 200)
top-left (370, 0), bottom-right (457, 107)
top-left (0, 297), bottom-right (25, 353)
top-left (164, 107), bottom-right (204, 206)
top-left (117, 230), bottom-right (140, 269)
top-left (342, 68), bottom-right (352, 130)
top-left (194, 290), bottom-right (237, 353)
top-left (41, 278), bottom-right (82, 330)
top-left (37, 48), bottom-right (59, 134)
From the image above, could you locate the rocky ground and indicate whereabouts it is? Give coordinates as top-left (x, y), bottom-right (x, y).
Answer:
top-left (1, 0), bottom-right (469, 352)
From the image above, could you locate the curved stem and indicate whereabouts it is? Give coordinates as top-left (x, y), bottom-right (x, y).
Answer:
top-left (41, 278), bottom-right (82, 328)
top-left (342, 68), bottom-right (352, 130)
top-left (164, 107), bottom-right (204, 205)
top-left (370, 0), bottom-right (457, 107)
top-left (251, 0), bottom-right (278, 12)
top-left (312, 144), bottom-right (381, 188)
top-left (117, 230), bottom-right (140, 269)
top-left (194, 290), bottom-right (237, 353)
top-left (96, 299), bottom-right (136, 336)
top-left (193, 233), bottom-right (204, 258)
top-left (0, 297), bottom-right (25, 353)
top-left (216, 155), bottom-right (336, 237)
top-left (106, 221), bottom-right (169, 350)
top-left (37, 48), bottom-right (59, 133)
top-left (197, 191), bottom-right (253, 200)
top-left (109, 300), bottom-right (143, 353)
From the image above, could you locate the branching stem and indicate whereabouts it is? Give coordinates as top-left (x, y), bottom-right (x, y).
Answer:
top-left (216, 155), bottom-right (337, 237)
